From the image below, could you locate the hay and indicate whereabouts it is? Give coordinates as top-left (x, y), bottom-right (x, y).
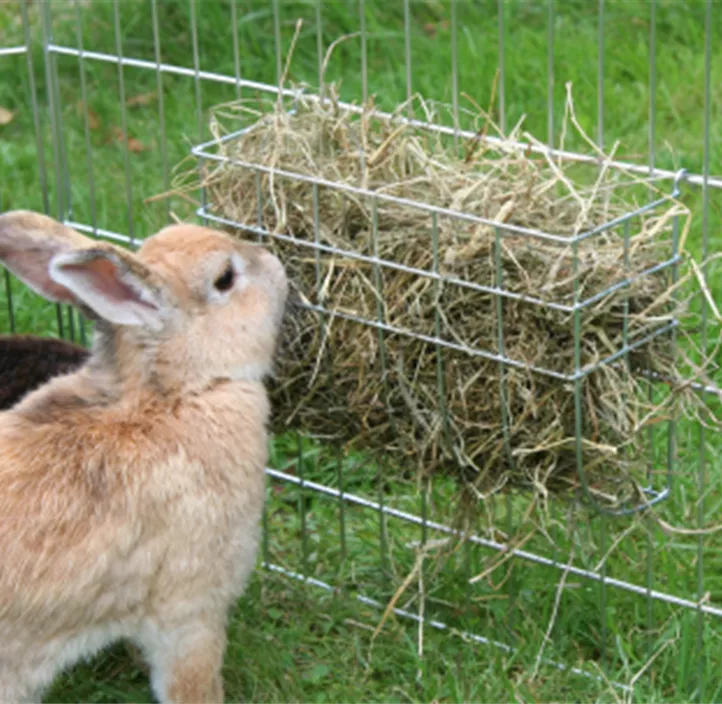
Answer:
top-left (188, 84), bottom-right (698, 509)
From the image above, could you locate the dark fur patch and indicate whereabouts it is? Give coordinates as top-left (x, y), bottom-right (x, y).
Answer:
top-left (0, 336), bottom-right (90, 411)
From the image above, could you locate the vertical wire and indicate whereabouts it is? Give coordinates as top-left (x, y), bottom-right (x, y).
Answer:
top-left (53, 63), bottom-right (71, 221)
top-left (262, 463), bottom-right (270, 563)
top-left (316, 1), bottom-right (324, 91)
top-left (272, 0), bottom-right (282, 86)
top-left (431, 214), bottom-right (453, 464)
top-left (451, 0), bottom-right (459, 141)
top-left (1, 184), bottom-right (14, 331)
top-left (255, 168), bottom-right (270, 567)
top-left (151, 0), bottom-right (170, 224)
top-left (189, 0), bottom-right (205, 226)
top-left (296, 434), bottom-right (309, 576)
top-left (21, 0), bottom-right (49, 215)
top-left (311, 182), bottom-right (345, 563)
top-left (112, 0), bottom-right (135, 244)
top-left (597, 0), bottom-right (604, 148)
top-left (497, 0), bottom-right (506, 134)
top-left (570, 245), bottom-right (604, 667)
top-left (495, 226), bottom-right (516, 637)
top-left (3, 270), bottom-right (15, 334)
top-left (359, 0), bottom-right (368, 104)
top-left (646, 0), bottom-right (658, 660)
top-left (40, 2), bottom-right (65, 339)
top-left (697, 2), bottom-right (712, 699)
top-left (74, 0), bottom-right (97, 236)
top-left (663, 210), bottom-right (681, 641)
top-left (371, 197), bottom-right (390, 586)
top-left (547, 0), bottom-right (554, 147)
top-left (189, 0), bottom-right (203, 143)
top-left (419, 474), bottom-right (428, 676)
top-left (596, 0), bottom-right (607, 671)
top-left (40, 2), bottom-right (61, 219)
top-left (47, 3), bottom-right (71, 223)
top-left (403, 0), bottom-right (412, 108)
top-left (231, 0), bottom-right (242, 101)
top-left (648, 0), bottom-right (657, 175)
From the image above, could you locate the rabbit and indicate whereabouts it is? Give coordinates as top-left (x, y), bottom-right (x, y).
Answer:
top-left (0, 335), bottom-right (90, 411)
top-left (0, 210), bottom-right (289, 703)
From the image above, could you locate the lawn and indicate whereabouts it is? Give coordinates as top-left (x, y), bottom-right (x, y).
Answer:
top-left (0, 1), bottom-right (721, 702)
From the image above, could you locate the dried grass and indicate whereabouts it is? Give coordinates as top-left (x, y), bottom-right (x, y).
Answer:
top-left (175, 81), bottom-right (714, 510)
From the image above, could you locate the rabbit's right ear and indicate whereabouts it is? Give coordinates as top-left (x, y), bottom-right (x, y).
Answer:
top-left (49, 246), bottom-right (170, 331)
top-left (0, 210), bottom-right (95, 304)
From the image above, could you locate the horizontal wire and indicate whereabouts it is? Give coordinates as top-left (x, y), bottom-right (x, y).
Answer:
top-left (0, 46), bottom-right (26, 57)
top-left (265, 467), bottom-right (722, 619)
top-left (194, 145), bottom-right (682, 245)
top-left (262, 562), bottom-right (633, 693)
top-left (46, 43), bottom-right (722, 190)
top-left (65, 218), bottom-right (707, 387)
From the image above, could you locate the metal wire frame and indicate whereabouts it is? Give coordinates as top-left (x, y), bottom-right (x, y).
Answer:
top-left (1, 0), bottom-right (720, 697)
top-left (192, 129), bottom-right (683, 375)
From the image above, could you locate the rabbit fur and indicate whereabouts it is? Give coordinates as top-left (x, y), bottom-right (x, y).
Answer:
top-left (0, 335), bottom-right (90, 411)
top-left (0, 210), bottom-right (289, 703)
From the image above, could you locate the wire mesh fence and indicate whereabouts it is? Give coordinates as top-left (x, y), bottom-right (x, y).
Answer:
top-left (1, 0), bottom-right (721, 699)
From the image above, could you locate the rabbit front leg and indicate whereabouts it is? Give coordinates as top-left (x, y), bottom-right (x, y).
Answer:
top-left (136, 617), bottom-right (226, 704)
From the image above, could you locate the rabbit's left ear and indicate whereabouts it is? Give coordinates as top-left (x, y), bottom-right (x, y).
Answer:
top-left (0, 210), bottom-right (95, 304)
top-left (50, 246), bottom-right (170, 331)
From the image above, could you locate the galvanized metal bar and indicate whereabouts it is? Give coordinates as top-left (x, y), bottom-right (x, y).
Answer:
top-left (263, 467), bottom-right (722, 618)
top-left (431, 213), bottom-right (453, 459)
top-left (371, 197), bottom-right (391, 584)
top-left (359, 0), bottom-right (367, 103)
top-left (39, 43), bottom-right (722, 188)
top-left (494, 224), bottom-right (518, 636)
top-left (231, 0), bottom-right (242, 100)
top-left (497, 0), bottom-right (506, 133)
top-left (40, 2), bottom-right (62, 219)
top-left (403, 0), bottom-right (412, 107)
top-left (597, 0), bottom-right (604, 147)
top-left (21, 0), bottom-right (49, 215)
top-left (1, 188), bottom-right (14, 331)
top-left (40, 2), bottom-right (67, 338)
top-left (189, 0), bottom-right (203, 142)
top-left (3, 270), bottom-right (15, 334)
top-left (547, 0), bottom-right (554, 147)
top-left (272, 0), bottom-right (282, 86)
top-left (451, 0), bottom-right (459, 138)
top-left (199, 207), bottom-right (679, 384)
top-left (296, 434), bottom-right (310, 575)
top-left (263, 561), bottom-right (633, 692)
top-left (311, 181), bottom-right (345, 560)
top-left (595, 0), bottom-right (611, 630)
top-left (0, 46), bottom-right (26, 58)
top-left (646, 0), bottom-right (658, 660)
top-left (236, 197), bottom-right (564, 299)
top-left (193, 142), bottom-right (681, 244)
top-left (112, 0), bottom-right (135, 243)
top-left (151, 0), bottom-right (170, 224)
top-left (697, 1), bottom-right (713, 698)
top-left (74, 0), bottom-right (98, 234)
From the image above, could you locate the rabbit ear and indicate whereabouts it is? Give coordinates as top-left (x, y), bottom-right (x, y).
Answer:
top-left (0, 210), bottom-right (96, 304)
top-left (50, 246), bottom-right (170, 331)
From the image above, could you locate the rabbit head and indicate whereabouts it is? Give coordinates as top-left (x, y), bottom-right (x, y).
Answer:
top-left (0, 210), bottom-right (289, 395)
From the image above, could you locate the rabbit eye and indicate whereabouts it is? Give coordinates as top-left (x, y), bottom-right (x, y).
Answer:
top-left (214, 264), bottom-right (235, 293)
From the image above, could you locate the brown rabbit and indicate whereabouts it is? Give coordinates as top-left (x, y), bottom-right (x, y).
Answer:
top-left (0, 210), bottom-right (288, 703)
top-left (0, 335), bottom-right (90, 411)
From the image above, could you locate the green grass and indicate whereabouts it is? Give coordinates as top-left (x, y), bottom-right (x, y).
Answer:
top-left (1, 1), bottom-right (721, 702)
